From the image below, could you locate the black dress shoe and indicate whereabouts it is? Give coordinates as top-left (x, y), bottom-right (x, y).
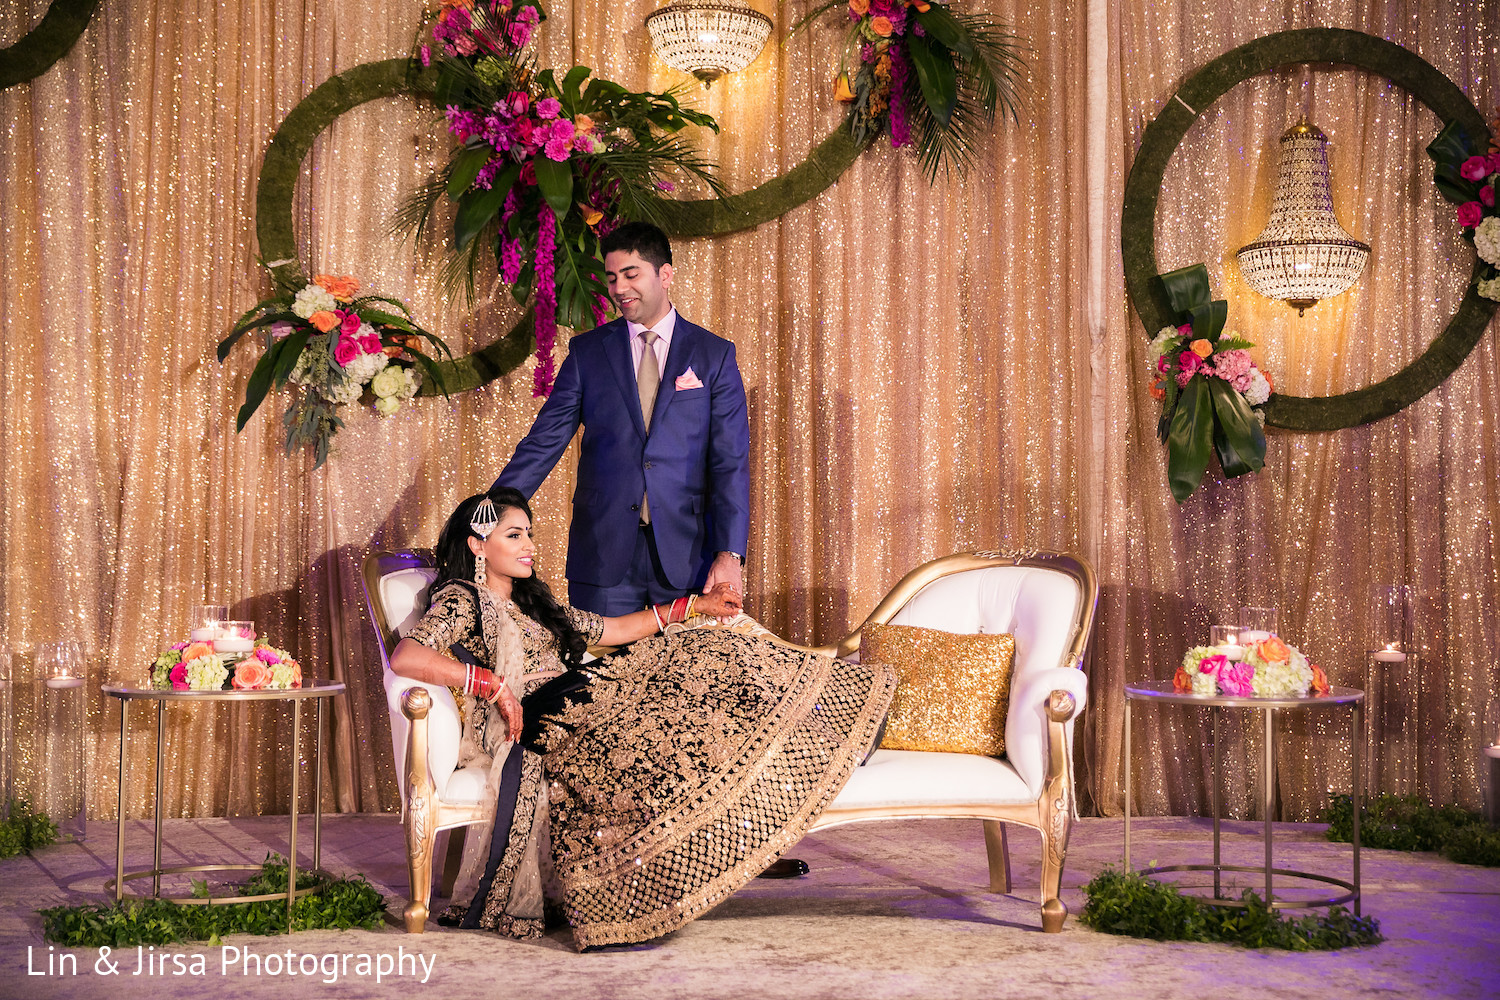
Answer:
top-left (756, 858), bottom-right (810, 879)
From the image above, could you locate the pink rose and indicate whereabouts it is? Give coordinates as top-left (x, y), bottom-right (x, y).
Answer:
top-left (360, 334), bottom-right (382, 354)
top-left (1197, 653), bottom-right (1229, 680)
top-left (339, 311), bottom-right (361, 337)
top-left (169, 664), bottom-right (188, 690)
top-left (1177, 323), bottom-right (1192, 337)
top-left (1482, 185), bottom-right (1496, 208)
top-left (1489, 152), bottom-right (1500, 174)
top-left (1218, 662), bottom-right (1255, 697)
top-left (1460, 155), bottom-right (1491, 182)
top-left (1156, 354), bottom-right (1173, 374)
top-left (507, 91), bottom-right (529, 116)
top-left (1458, 201), bottom-right (1484, 228)
top-left (1178, 351), bottom-right (1203, 375)
top-left (333, 337), bottom-right (360, 367)
top-left (536, 97), bottom-right (561, 120)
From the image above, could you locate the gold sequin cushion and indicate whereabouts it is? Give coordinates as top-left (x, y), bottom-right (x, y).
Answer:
top-left (860, 624), bottom-right (1017, 757)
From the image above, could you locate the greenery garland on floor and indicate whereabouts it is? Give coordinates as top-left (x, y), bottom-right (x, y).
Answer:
top-left (1080, 868), bottom-right (1382, 950)
top-left (1323, 793), bottom-right (1500, 867)
top-left (40, 855), bottom-right (386, 946)
top-left (0, 799), bottom-right (58, 859)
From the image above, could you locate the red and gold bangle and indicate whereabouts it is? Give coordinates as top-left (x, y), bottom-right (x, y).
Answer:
top-left (466, 665), bottom-right (501, 700)
top-left (670, 596), bottom-right (690, 623)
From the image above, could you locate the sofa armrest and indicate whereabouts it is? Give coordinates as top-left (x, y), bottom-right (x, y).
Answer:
top-left (1006, 666), bottom-right (1088, 797)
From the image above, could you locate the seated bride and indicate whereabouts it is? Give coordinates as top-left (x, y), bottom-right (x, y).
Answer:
top-left (390, 487), bottom-right (894, 949)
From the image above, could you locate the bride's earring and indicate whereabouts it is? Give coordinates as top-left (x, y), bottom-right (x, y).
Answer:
top-left (470, 496), bottom-right (499, 589)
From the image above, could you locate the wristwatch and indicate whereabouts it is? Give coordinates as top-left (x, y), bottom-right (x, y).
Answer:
top-left (722, 551), bottom-right (745, 565)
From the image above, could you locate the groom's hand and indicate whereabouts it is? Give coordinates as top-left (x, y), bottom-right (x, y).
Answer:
top-left (703, 551), bottom-right (744, 609)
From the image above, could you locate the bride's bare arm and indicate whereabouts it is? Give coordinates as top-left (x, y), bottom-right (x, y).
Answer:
top-left (596, 584), bottom-right (743, 646)
top-left (390, 638), bottom-right (522, 736)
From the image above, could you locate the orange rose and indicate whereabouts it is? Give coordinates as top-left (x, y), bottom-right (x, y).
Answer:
top-left (574, 114), bottom-right (594, 134)
top-left (232, 660), bottom-right (269, 690)
top-left (1190, 339), bottom-right (1213, 358)
top-left (308, 310), bottom-right (342, 333)
top-left (848, 0), bottom-right (869, 14)
top-left (911, 0), bottom-right (931, 9)
top-left (1309, 663), bottom-right (1330, 697)
top-left (833, 73), bottom-right (855, 103)
top-left (871, 15), bottom-right (893, 36)
top-left (1149, 380), bottom-right (1166, 402)
top-left (1256, 636), bottom-right (1290, 663)
top-left (579, 203), bottom-right (604, 226)
top-left (313, 274), bottom-right (360, 301)
top-left (182, 641), bottom-right (214, 662)
top-left (382, 343), bottom-right (404, 358)
top-left (1172, 666), bottom-right (1193, 693)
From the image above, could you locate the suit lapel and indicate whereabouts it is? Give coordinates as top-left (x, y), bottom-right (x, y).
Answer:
top-left (602, 319), bottom-right (648, 440)
top-left (650, 319), bottom-right (698, 431)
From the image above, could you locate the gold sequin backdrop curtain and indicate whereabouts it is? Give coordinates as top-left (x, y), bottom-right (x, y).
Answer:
top-left (0, 0), bottom-right (1495, 822)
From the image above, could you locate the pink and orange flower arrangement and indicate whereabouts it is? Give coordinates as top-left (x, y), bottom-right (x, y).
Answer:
top-left (402, 0), bottom-right (721, 396)
top-left (798, 0), bottom-right (1024, 178)
top-left (1175, 635), bottom-right (1329, 699)
top-left (1428, 116), bottom-right (1500, 302)
top-left (150, 640), bottom-right (302, 692)
top-left (218, 274), bottom-right (451, 467)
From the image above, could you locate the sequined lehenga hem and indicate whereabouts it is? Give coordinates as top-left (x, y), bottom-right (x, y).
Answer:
top-left (544, 632), bottom-right (896, 950)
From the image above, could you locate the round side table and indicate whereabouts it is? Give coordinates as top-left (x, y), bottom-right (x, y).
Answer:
top-left (102, 681), bottom-right (345, 912)
top-left (1124, 681), bottom-right (1364, 912)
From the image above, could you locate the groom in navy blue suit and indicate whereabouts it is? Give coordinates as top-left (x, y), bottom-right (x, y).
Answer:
top-left (493, 222), bottom-right (750, 616)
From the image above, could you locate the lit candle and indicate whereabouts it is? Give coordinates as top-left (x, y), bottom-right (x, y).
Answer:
top-left (1241, 630), bottom-right (1272, 643)
top-left (213, 621), bottom-right (256, 655)
top-left (1217, 644), bottom-right (1245, 661)
top-left (44, 674), bottom-right (85, 689)
top-left (1372, 643), bottom-right (1407, 663)
top-left (188, 626), bottom-right (219, 641)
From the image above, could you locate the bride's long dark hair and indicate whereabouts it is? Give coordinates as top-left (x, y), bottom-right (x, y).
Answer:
top-left (433, 489), bottom-right (587, 670)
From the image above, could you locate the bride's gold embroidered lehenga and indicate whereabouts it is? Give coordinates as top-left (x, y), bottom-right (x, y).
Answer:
top-left (404, 579), bottom-right (895, 950)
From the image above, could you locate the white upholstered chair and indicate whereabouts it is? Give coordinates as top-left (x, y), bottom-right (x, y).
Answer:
top-left (806, 550), bottom-right (1097, 933)
top-left (361, 549), bottom-right (492, 933)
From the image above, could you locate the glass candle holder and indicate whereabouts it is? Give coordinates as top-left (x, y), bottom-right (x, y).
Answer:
top-left (1364, 647), bottom-right (1420, 798)
top-left (213, 621), bottom-right (256, 657)
top-left (1209, 624), bottom-right (1245, 661)
top-left (36, 641), bottom-right (86, 841)
top-left (1370, 584), bottom-right (1415, 653)
top-left (1239, 606), bottom-right (1279, 643)
top-left (189, 605), bottom-right (228, 642)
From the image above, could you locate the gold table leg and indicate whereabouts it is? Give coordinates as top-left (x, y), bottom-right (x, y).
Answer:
top-left (1123, 697), bottom-right (1132, 869)
top-left (114, 699), bottom-right (128, 903)
top-left (1263, 705), bottom-right (1275, 905)
top-left (288, 698), bottom-right (302, 917)
top-left (314, 695), bottom-right (324, 873)
top-left (153, 701), bottom-right (164, 897)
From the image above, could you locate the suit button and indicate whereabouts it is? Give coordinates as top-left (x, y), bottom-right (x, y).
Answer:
top-left (644, 461), bottom-right (653, 469)
top-left (630, 503), bottom-right (640, 511)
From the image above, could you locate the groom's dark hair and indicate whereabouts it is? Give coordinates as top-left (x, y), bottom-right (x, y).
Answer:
top-left (601, 221), bottom-right (672, 270)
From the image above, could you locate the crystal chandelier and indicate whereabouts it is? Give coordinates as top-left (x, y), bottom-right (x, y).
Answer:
top-left (1235, 120), bottom-right (1370, 316)
top-left (645, 0), bottom-right (772, 87)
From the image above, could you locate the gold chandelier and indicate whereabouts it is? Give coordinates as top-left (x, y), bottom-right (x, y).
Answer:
top-left (1235, 120), bottom-right (1370, 316)
top-left (645, 0), bottom-right (772, 87)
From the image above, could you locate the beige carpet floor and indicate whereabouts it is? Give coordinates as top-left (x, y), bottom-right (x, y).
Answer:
top-left (2, 813), bottom-right (1497, 1000)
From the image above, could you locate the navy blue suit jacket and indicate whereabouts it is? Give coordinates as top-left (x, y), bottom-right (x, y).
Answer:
top-left (494, 316), bottom-right (750, 591)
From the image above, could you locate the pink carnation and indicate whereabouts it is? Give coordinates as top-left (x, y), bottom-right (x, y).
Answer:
top-left (170, 641), bottom-right (188, 651)
top-left (1458, 201), bottom-right (1484, 228)
top-left (507, 22), bottom-right (533, 48)
top-left (254, 647), bottom-right (281, 665)
top-left (537, 97), bottom-right (562, 119)
top-left (333, 337), bottom-right (360, 367)
top-left (544, 136), bottom-right (572, 161)
top-left (1218, 662), bottom-right (1255, 697)
top-left (420, 45), bottom-right (431, 68)
top-left (270, 321), bottom-right (294, 339)
top-left (1460, 155), bottom-right (1491, 182)
top-left (451, 34), bottom-right (477, 56)
top-left (516, 4), bottom-right (540, 23)
top-left (550, 118), bottom-right (575, 142)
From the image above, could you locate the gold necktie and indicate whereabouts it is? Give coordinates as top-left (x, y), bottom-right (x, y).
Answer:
top-left (636, 329), bottom-right (659, 523)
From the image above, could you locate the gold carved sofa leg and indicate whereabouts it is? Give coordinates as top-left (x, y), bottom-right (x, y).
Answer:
top-left (1038, 690), bottom-right (1078, 933)
top-left (983, 821), bottom-right (1012, 894)
top-left (401, 689), bottom-right (438, 933)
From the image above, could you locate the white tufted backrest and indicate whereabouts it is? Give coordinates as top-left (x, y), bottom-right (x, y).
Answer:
top-left (878, 559), bottom-right (1091, 796)
top-left (361, 553), bottom-right (465, 805)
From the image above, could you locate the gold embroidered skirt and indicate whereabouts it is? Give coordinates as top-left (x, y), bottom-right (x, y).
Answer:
top-left (539, 629), bottom-right (895, 949)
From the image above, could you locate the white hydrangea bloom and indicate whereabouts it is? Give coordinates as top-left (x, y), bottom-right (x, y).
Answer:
top-left (1474, 217), bottom-right (1500, 267)
top-left (292, 284), bottom-right (337, 319)
top-left (374, 396), bottom-right (401, 417)
top-left (1149, 327), bottom-right (1179, 359)
top-left (1191, 672), bottom-right (1218, 696)
top-left (1244, 369), bottom-right (1271, 406)
top-left (184, 655), bottom-right (229, 691)
top-left (342, 349), bottom-right (389, 386)
top-left (320, 375), bottom-right (363, 405)
top-left (1478, 276), bottom-right (1500, 302)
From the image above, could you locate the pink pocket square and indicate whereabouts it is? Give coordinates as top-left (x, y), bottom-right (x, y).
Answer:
top-left (675, 368), bottom-right (704, 390)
